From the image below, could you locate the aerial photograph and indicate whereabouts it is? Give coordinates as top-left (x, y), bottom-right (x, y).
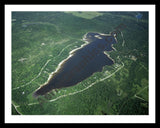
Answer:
top-left (12, 11), bottom-right (148, 115)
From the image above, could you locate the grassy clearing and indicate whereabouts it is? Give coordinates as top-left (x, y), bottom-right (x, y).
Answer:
top-left (65, 11), bottom-right (104, 19)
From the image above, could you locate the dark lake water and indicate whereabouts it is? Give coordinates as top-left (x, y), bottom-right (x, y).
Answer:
top-left (33, 32), bottom-right (118, 97)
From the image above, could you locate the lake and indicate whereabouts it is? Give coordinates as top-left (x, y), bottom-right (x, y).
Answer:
top-left (33, 32), bottom-right (118, 97)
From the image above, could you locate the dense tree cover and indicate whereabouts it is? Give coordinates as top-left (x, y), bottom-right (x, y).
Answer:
top-left (12, 12), bottom-right (148, 115)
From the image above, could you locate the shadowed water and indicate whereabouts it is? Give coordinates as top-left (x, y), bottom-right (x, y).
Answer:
top-left (33, 32), bottom-right (118, 97)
